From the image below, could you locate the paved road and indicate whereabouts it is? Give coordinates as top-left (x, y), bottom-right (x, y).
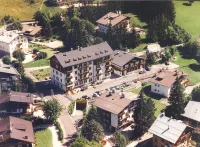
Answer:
top-left (52, 94), bottom-right (82, 147)
top-left (70, 63), bottom-right (179, 100)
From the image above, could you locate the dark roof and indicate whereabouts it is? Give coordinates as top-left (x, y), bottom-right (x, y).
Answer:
top-left (111, 50), bottom-right (143, 67)
top-left (0, 116), bottom-right (34, 144)
top-left (22, 24), bottom-right (42, 36)
top-left (96, 12), bottom-right (128, 27)
top-left (93, 91), bottom-right (136, 114)
top-left (150, 70), bottom-right (188, 87)
top-left (53, 42), bottom-right (113, 68)
top-left (0, 91), bottom-right (33, 105)
top-left (0, 64), bottom-right (19, 75)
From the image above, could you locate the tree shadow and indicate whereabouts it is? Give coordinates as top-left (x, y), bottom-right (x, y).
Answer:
top-left (143, 85), bottom-right (164, 100)
top-left (44, 1), bottom-right (59, 7)
top-left (177, 46), bottom-right (194, 60)
top-left (182, 3), bottom-right (192, 6)
top-left (189, 63), bottom-right (200, 72)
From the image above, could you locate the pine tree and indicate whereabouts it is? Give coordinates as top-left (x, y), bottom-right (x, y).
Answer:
top-left (134, 85), bottom-right (156, 137)
top-left (166, 78), bottom-right (186, 119)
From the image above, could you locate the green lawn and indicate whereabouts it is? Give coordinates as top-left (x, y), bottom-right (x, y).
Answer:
top-left (174, 1), bottom-right (200, 40)
top-left (35, 129), bottom-right (53, 147)
top-left (41, 4), bottom-right (64, 17)
top-left (0, 0), bottom-right (63, 21)
top-left (24, 48), bottom-right (54, 68)
top-left (172, 51), bottom-right (200, 85)
top-left (130, 43), bottom-right (147, 53)
top-left (0, 0), bottom-right (43, 21)
top-left (131, 84), bottom-right (166, 117)
top-left (124, 13), bottom-right (147, 28)
top-left (32, 68), bottom-right (50, 81)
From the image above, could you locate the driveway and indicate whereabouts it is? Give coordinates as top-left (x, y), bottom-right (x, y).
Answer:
top-left (50, 94), bottom-right (83, 146)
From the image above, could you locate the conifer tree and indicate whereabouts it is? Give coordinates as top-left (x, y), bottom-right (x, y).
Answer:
top-left (134, 85), bottom-right (156, 136)
top-left (165, 78), bottom-right (186, 119)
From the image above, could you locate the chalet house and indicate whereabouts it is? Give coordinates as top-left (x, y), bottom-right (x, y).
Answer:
top-left (50, 42), bottom-right (113, 91)
top-left (182, 101), bottom-right (200, 130)
top-left (96, 12), bottom-right (130, 33)
top-left (0, 91), bottom-right (33, 117)
top-left (0, 30), bottom-right (28, 58)
top-left (22, 24), bottom-right (42, 41)
top-left (111, 50), bottom-right (145, 76)
top-left (0, 116), bottom-right (34, 147)
top-left (150, 70), bottom-right (188, 97)
top-left (149, 114), bottom-right (193, 147)
top-left (93, 91), bottom-right (139, 131)
top-left (0, 64), bottom-right (20, 94)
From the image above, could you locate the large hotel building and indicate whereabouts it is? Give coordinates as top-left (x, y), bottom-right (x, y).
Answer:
top-left (50, 42), bottom-right (113, 91)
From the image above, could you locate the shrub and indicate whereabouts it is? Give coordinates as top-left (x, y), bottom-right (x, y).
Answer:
top-left (36, 52), bottom-right (47, 60)
top-left (33, 48), bottom-right (39, 54)
top-left (55, 121), bottom-right (64, 141)
top-left (68, 101), bottom-right (75, 115)
top-left (2, 55), bottom-right (11, 64)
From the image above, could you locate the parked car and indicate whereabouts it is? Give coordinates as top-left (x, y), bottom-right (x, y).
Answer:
top-left (146, 65), bottom-right (151, 71)
top-left (95, 91), bottom-right (102, 96)
top-left (80, 86), bottom-right (87, 91)
top-left (93, 93), bottom-right (99, 98)
top-left (82, 95), bottom-right (90, 99)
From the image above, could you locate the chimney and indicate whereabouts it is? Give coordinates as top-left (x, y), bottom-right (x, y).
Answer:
top-left (27, 93), bottom-right (30, 97)
top-left (0, 135), bottom-right (3, 140)
top-left (119, 11), bottom-right (121, 15)
top-left (71, 48), bottom-right (73, 51)
top-left (63, 53), bottom-right (67, 56)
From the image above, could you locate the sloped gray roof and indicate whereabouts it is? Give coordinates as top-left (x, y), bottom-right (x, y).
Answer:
top-left (149, 115), bottom-right (187, 144)
top-left (0, 64), bottom-right (19, 75)
top-left (53, 42), bottom-right (113, 68)
top-left (111, 50), bottom-right (143, 67)
top-left (182, 101), bottom-right (200, 122)
top-left (93, 92), bottom-right (137, 114)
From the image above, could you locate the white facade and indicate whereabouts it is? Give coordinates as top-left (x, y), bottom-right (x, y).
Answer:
top-left (0, 31), bottom-right (28, 58)
top-left (50, 68), bottom-right (66, 91)
top-left (51, 57), bottom-right (112, 91)
top-left (151, 82), bottom-right (171, 98)
top-left (111, 113), bottom-right (118, 128)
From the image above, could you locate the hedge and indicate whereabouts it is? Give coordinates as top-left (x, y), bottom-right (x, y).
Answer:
top-left (36, 52), bottom-right (47, 60)
top-left (68, 101), bottom-right (75, 115)
top-left (55, 121), bottom-right (64, 141)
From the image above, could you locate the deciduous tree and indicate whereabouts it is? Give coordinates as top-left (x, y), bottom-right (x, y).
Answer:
top-left (113, 132), bottom-right (128, 147)
top-left (81, 119), bottom-right (104, 142)
top-left (43, 98), bottom-right (63, 123)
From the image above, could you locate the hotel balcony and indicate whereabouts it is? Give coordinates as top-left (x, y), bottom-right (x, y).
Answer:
top-left (96, 73), bottom-right (102, 76)
top-left (79, 71), bottom-right (89, 75)
top-left (104, 57), bottom-right (112, 63)
top-left (79, 76), bottom-right (89, 81)
top-left (66, 82), bottom-right (73, 87)
top-left (66, 76), bottom-right (72, 79)
top-left (66, 70), bottom-right (72, 74)
top-left (96, 67), bottom-right (101, 71)
top-left (79, 65), bottom-right (89, 69)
